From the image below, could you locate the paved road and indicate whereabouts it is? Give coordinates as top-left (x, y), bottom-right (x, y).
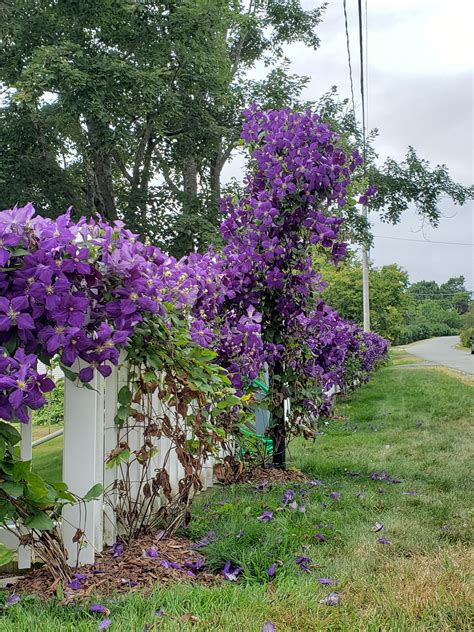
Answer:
top-left (404, 335), bottom-right (473, 375)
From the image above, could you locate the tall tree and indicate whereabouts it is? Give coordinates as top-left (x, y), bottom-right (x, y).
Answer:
top-left (0, 0), bottom-right (232, 229)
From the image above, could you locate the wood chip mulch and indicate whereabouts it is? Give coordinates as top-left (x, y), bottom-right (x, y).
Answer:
top-left (242, 465), bottom-right (308, 485)
top-left (11, 534), bottom-right (220, 602)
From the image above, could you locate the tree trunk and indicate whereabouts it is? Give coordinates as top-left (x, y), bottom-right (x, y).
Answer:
top-left (170, 158), bottom-right (198, 257)
top-left (269, 360), bottom-right (286, 469)
top-left (93, 149), bottom-right (117, 221)
top-left (85, 117), bottom-right (117, 221)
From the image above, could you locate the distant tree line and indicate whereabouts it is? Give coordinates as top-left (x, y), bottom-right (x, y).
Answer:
top-left (317, 253), bottom-right (471, 345)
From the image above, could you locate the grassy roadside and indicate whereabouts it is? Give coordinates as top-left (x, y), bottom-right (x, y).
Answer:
top-left (3, 366), bottom-right (473, 631)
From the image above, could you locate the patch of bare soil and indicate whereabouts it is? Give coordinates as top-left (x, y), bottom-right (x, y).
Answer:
top-left (11, 534), bottom-right (219, 602)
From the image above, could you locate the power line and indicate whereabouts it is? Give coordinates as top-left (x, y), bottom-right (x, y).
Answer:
top-left (373, 235), bottom-right (474, 247)
top-left (357, 0), bottom-right (366, 164)
top-left (342, 0), bottom-right (356, 122)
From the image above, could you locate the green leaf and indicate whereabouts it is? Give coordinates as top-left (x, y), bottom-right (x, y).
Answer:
top-left (60, 365), bottom-right (78, 382)
top-left (83, 483), bottom-right (103, 501)
top-left (24, 472), bottom-right (49, 501)
top-left (0, 422), bottom-right (21, 447)
top-left (0, 481), bottom-right (23, 497)
top-left (25, 512), bottom-right (54, 531)
top-left (0, 543), bottom-right (15, 567)
top-left (0, 499), bottom-right (15, 521)
top-left (0, 437), bottom-right (6, 462)
top-left (4, 333), bottom-right (17, 354)
top-left (118, 385), bottom-right (132, 406)
top-left (115, 405), bottom-right (130, 424)
top-left (11, 460), bottom-right (31, 481)
top-left (9, 247), bottom-right (29, 257)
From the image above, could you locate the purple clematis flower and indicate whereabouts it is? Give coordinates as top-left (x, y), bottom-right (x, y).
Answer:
top-left (0, 296), bottom-right (35, 332)
top-left (222, 560), bottom-right (242, 581)
top-left (0, 233), bottom-right (21, 267)
top-left (320, 592), bottom-right (340, 606)
top-left (257, 511), bottom-right (273, 522)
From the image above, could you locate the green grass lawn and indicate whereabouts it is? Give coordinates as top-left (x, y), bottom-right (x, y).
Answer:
top-left (4, 366), bottom-right (473, 631)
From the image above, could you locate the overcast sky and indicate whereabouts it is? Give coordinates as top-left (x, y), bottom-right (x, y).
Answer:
top-left (223, 0), bottom-right (473, 289)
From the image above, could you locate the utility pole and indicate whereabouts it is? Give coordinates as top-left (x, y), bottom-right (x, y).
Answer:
top-left (361, 205), bottom-right (371, 332)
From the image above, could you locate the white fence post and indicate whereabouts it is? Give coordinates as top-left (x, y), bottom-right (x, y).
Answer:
top-left (17, 420), bottom-right (32, 569)
top-left (62, 367), bottom-right (105, 566)
top-left (103, 365), bottom-right (119, 546)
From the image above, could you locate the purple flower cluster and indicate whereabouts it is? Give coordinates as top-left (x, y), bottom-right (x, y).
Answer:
top-left (0, 107), bottom-right (388, 429)
top-left (0, 204), bottom-right (204, 422)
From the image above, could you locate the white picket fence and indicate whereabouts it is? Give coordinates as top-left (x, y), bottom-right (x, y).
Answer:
top-left (0, 362), bottom-right (219, 569)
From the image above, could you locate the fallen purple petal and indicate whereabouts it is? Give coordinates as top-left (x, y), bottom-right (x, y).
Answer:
top-left (295, 556), bottom-right (311, 572)
top-left (257, 511), bottom-right (273, 522)
top-left (329, 492), bottom-right (341, 500)
top-left (66, 579), bottom-right (82, 590)
top-left (155, 608), bottom-right (165, 618)
top-left (309, 480), bottom-right (323, 486)
top-left (318, 578), bottom-right (336, 585)
top-left (185, 556), bottom-right (205, 571)
top-left (355, 491), bottom-right (364, 498)
top-left (145, 548), bottom-right (159, 558)
top-left (121, 579), bottom-right (137, 587)
top-left (377, 537), bottom-right (391, 545)
top-left (98, 620), bottom-right (112, 631)
top-left (267, 563), bottom-right (276, 578)
top-left (90, 604), bottom-right (108, 614)
top-left (192, 531), bottom-right (217, 549)
top-left (255, 480), bottom-right (269, 491)
top-left (5, 594), bottom-right (20, 606)
top-left (314, 533), bottom-right (326, 542)
top-left (283, 489), bottom-right (294, 505)
top-left (222, 560), bottom-right (242, 581)
top-left (73, 572), bottom-right (88, 580)
top-left (320, 591), bottom-right (340, 606)
top-left (111, 542), bottom-right (124, 557)
top-left (262, 622), bottom-right (276, 632)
